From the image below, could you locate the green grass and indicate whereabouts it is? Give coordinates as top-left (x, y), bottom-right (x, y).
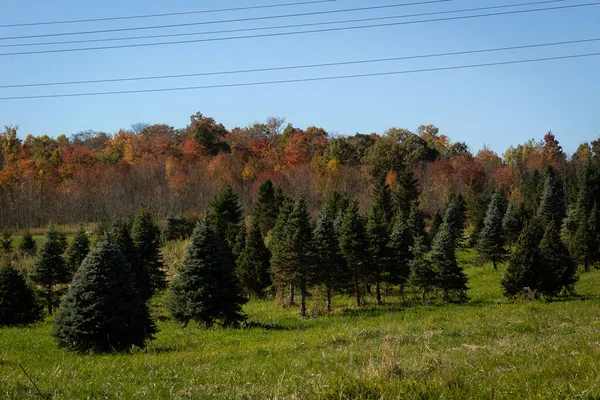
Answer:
top-left (2, 250), bottom-right (600, 399)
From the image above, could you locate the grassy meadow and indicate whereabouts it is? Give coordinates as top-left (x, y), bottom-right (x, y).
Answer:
top-left (1, 245), bottom-right (600, 399)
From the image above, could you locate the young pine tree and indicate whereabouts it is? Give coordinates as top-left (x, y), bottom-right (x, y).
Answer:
top-left (388, 217), bottom-right (413, 298)
top-left (53, 237), bottom-right (156, 353)
top-left (66, 223), bottom-right (90, 274)
top-left (573, 203), bottom-right (600, 272)
top-left (372, 176), bottom-right (394, 226)
top-left (19, 231), bottom-right (37, 256)
top-left (407, 204), bottom-right (427, 244)
top-left (31, 225), bottom-right (70, 315)
top-left (312, 207), bottom-right (348, 313)
top-left (476, 190), bottom-right (507, 270)
top-left (168, 218), bottom-right (247, 328)
top-left (269, 199), bottom-right (295, 304)
top-left (0, 262), bottom-right (43, 326)
top-left (367, 204), bottom-right (390, 305)
top-left (430, 220), bottom-right (468, 302)
top-left (0, 231), bottom-right (12, 254)
top-left (209, 186), bottom-right (244, 250)
top-left (131, 206), bottom-right (166, 301)
top-left (236, 220), bottom-right (271, 298)
top-left (428, 211), bottom-right (443, 247)
top-left (537, 166), bottom-right (566, 230)
top-left (408, 236), bottom-right (437, 305)
top-left (539, 222), bottom-right (578, 296)
top-left (394, 169), bottom-right (420, 217)
top-left (339, 198), bottom-right (370, 307)
top-left (164, 214), bottom-right (194, 241)
top-left (253, 179), bottom-right (280, 236)
top-left (443, 195), bottom-right (466, 247)
top-left (502, 199), bottom-right (523, 250)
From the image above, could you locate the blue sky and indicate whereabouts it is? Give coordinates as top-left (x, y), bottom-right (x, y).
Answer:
top-left (0, 0), bottom-right (598, 154)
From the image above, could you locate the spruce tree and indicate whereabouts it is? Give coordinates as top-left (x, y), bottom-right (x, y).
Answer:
top-left (408, 236), bottom-right (437, 305)
top-left (339, 198), bottom-right (370, 307)
top-left (236, 220), bottom-right (271, 298)
top-left (66, 223), bottom-right (90, 274)
top-left (164, 214), bottom-right (193, 241)
top-left (111, 218), bottom-right (138, 273)
top-left (407, 204), bottom-right (427, 244)
top-left (209, 186), bottom-right (244, 250)
top-left (394, 169), bottom-right (420, 216)
top-left (325, 191), bottom-right (349, 221)
top-left (31, 225), bottom-right (70, 315)
top-left (253, 179), bottom-right (280, 236)
top-left (537, 166), bottom-right (566, 230)
top-left (53, 237), bottom-right (156, 352)
top-left (372, 176), bottom-right (394, 226)
top-left (269, 199), bottom-right (295, 304)
top-left (19, 230), bottom-right (37, 256)
top-left (131, 206), bottom-right (166, 301)
top-left (232, 224), bottom-right (247, 260)
top-left (476, 190), bottom-right (507, 270)
top-left (573, 203), bottom-right (600, 272)
top-left (539, 222), bottom-right (578, 296)
top-left (502, 199), bottom-right (523, 249)
top-left (428, 211), bottom-right (443, 247)
top-left (443, 195), bottom-right (466, 247)
top-left (0, 231), bottom-right (12, 254)
top-left (0, 262), bottom-right (43, 326)
top-left (430, 220), bottom-right (468, 302)
top-left (388, 217), bottom-right (413, 298)
top-left (312, 207), bottom-right (348, 312)
top-left (168, 218), bottom-right (247, 327)
top-left (367, 204), bottom-right (390, 305)
top-left (501, 220), bottom-right (544, 297)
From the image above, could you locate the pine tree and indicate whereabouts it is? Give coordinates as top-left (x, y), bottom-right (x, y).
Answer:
top-left (209, 186), bottom-right (244, 250)
top-left (443, 195), bottom-right (466, 247)
top-left (537, 166), bottom-right (566, 230)
top-left (523, 169), bottom-right (543, 216)
top-left (0, 231), bottom-right (12, 254)
top-left (339, 198), bottom-right (370, 307)
top-left (19, 230), bottom-right (37, 256)
top-left (394, 169), bottom-right (420, 216)
top-left (312, 207), bottom-right (348, 312)
top-left (66, 223), bottom-right (90, 274)
top-left (373, 176), bottom-right (394, 226)
top-left (428, 211), bottom-right (443, 246)
top-left (408, 236), bottom-right (437, 305)
top-left (168, 218), bottom-right (247, 327)
top-left (31, 225), bottom-right (70, 315)
top-left (236, 220), bottom-right (271, 298)
top-left (430, 220), bottom-right (468, 302)
top-left (53, 237), bottom-right (156, 352)
top-left (0, 262), bottom-right (43, 326)
top-left (131, 206), bottom-right (166, 301)
top-left (232, 224), bottom-right (247, 260)
top-left (269, 199), bottom-right (295, 304)
top-left (407, 204), bottom-right (427, 244)
top-left (476, 190), bottom-right (507, 270)
top-left (502, 199), bottom-right (523, 249)
top-left (164, 214), bottom-right (194, 241)
top-left (388, 217), bottom-right (413, 298)
top-left (325, 191), bottom-right (349, 221)
top-left (111, 218), bottom-right (138, 272)
top-left (501, 219), bottom-right (544, 297)
top-left (539, 222), bottom-right (578, 296)
top-left (573, 202), bottom-right (600, 272)
top-left (253, 179), bottom-right (280, 236)
top-left (367, 204), bottom-right (390, 305)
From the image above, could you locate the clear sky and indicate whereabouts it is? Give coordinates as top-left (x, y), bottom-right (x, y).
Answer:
top-left (0, 0), bottom-right (598, 154)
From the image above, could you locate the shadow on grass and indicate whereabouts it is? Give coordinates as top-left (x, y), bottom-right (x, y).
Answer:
top-left (241, 320), bottom-right (289, 331)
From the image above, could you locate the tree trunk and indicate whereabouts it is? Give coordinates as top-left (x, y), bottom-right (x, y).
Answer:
top-left (375, 281), bottom-right (382, 305)
top-left (354, 273), bottom-right (361, 307)
top-left (299, 281), bottom-right (307, 317)
top-left (585, 255), bottom-right (590, 272)
top-left (289, 283), bottom-right (295, 305)
top-left (399, 284), bottom-right (405, 300)
top-left (492, 256), bottom-right (497, 271)
top-left (326, 286), bottom-right (332, 313)
top-left (421, 287), bottom-right (426, 305)
top-left (47, 284), bottom-right (52, 315)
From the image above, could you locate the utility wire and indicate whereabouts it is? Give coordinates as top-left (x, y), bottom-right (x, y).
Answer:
top-left (1, 52), bottom-right (598, 100)
top-left (0, 0), bottom-right (452, 41)
top-left (0, 1), bottom-right (338, 28)
top-left (1, 36), bottom-right (598, 89)
top-left (0, 0), bottom-right (564, 49)
top-left (0, 1), bottom-right (597, 57)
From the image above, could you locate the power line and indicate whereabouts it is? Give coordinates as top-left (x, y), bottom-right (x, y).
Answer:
top-left (1, 52), bottom-right (598, 100)
top-left (0, 0), bottom-right (452, 41)
top-left (2, 36), bottom-right (598, 89)
top-left (1, 1), bottom-right (597, 57)
top-left (0, 1), bottom-right (338, 29)
top-left (0, 0), bottom-right (564, 49)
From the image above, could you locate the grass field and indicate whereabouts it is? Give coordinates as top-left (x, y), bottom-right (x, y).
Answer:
top-left (2, 248), bottom-right (600, 399)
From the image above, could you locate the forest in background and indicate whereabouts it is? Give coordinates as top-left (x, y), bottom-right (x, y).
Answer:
top-left (0, 112), bottom-right (596, 230)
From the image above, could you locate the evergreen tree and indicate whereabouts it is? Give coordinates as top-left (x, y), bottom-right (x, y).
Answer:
top-left (209, 186), bottom-right (244, 250)
top-left (537, 166), bottom-right (566, 229)
top-left (19, 230), bottom-right (37, 256)
top-left (339, 198), bottom-right (370, 307)
top-left (502, 199), bottom-right (523, 249)
top-left (367, 204), bottom-right (390, 305)
top-left (407, 204), bottom-right (427, 244)
top-left (539, 222), bottom-right (578, 296)
top-left (236, 220), bottom-right (271, 298)
top-left (325, 191), bottom-right (349, 222)
top-left (443, 195), bottom-right (466, 247)
top-left (372, 176), bottom-right (394, 226)
top-left (573, 203), bottom-right (600, 271)
top-left (0, 231), bottom-right (12, 254)
top-left (0, 262), bottom-right (43, 326)
top-left (131, 206), bottom-right (166, 301)
top-left (312, 207), bottom-right (348, 312)
top-left (394, 169), bottom-right (420, 216)
top-left (253, 179), bottom-right (280, 236)
top-left (408, 236), bottom-right (437, 305)
top-left (388, 217), bottom-right (413, 298)
top-left (111, 218), bottom-right (138, 272)
top-left (164, 214), bottom-right (194, 241)
top-left (66, 223), bottom-right (90, 274)
top-left (31, 225), bottom-right (70, 315)
top-left (232, 224), bottom-right (247, 260)
top-left (430, 220), bottom-right (468, 302)
top-left (476, 190), bottom-right (507, 270)
top-left (53, 237), bottom-right (156, 352)
top-left (523, 169), bottom-right (543, 216)
top-left (168, 218), bottom-right (247, 327)
top-left (428, 211), bottom-right (443, 246)
top-left (501, 220), bottom-right (544, 297)
top-left (269, 199), bottom-right (295, 304)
